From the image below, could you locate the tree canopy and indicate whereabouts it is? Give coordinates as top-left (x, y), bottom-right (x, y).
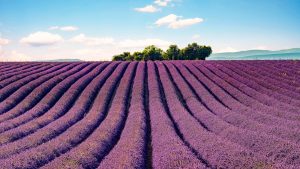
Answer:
top-left (112, 43), bottom-right (212, 61)
top-left (142, 45), bottom-right (163, 61)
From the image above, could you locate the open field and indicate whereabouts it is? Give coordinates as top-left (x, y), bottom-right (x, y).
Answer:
top-left (0, 60), bottom-right (300, 168)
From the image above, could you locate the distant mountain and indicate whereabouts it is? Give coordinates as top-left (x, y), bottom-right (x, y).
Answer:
top-left (209, 48), bottom-right (300, 60)
top-left (277, 48), bottom-right (300, 53)
top-left (241, 52), bottom-right (300, 60)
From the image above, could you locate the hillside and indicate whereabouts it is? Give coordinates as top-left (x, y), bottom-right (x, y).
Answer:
top-left (209, 48), bottom-right (300, 60)
top-left (0, 60), bottom-right (299, 168)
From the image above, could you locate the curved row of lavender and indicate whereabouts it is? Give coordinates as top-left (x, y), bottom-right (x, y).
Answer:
top-left (0, 60), bottom-right (299, 168)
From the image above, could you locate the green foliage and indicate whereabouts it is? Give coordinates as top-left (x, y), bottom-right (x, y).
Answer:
top-left (142, 45), bottom-right (163, 61)
top-left (124, 52), bottom-right (134, 61)
top-left (164, 45), bottom-right (181, 60)
top-left (112, 43), bottom-right (212, 61)
top-left (112, 54), bottom-right (125, 61)
top-left (133, 52), bottom-right (143, 61)
top-left (181, 43), bottom-right (212, 60)
top-left (112, 52), bottom-right (133, 61)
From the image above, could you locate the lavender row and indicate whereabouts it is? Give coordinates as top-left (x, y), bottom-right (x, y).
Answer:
top-left (168, 61), bottom-right (300, 167)
top-left (0, 63), bottom-right (72, 102)
top-left (242, 61), bottom-right (300, 85)
top-left (206, 62), bottom-right (300, 113)
top-left (190, 62), bottom-right (300, 131)
top-left (223, 61), bottom-right (300, 98)
top-left (0, 63), bottom-right (99, 133)
top-left (0, 63), bottom-right (88, 121)
top-left (0, 63), bottom-right (37, 75)
top-left (0, 63), bottom-right (77, 114)
top-left (181, 61), bottom-right (300, 144)
top-left (0, 62), bottom-right (112, 147)
top-left (220, 61), bottom-right (300, 104)
top-left (148, 61), bottom-right (207, 168)
top-left (98, 62), bottom-right (147, 168)
top-left (271, 62), bottom-right (300, 79)
top-left (39, 62), bottom-right (134, 169)
top-left (214, 61), bottom-right (300, 107)
top-left (231, 61), bottom-right (300, 89)
top-left (0, 62), bottom-right (126, 168)
top-left (156, 62), bottom-right (274, 168)
top-left (0, 63), bottom-right (55, 89)
top-left (0, 63), bottom-right (46, 81)
top-left (198, 63), bottom-right (300, 122)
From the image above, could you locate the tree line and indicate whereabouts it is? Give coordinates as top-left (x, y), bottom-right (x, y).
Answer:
top-left (112, 43), bottom-right (212, 61)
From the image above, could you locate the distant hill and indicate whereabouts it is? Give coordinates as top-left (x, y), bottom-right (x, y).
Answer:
top-left (209, 48), bottom-right (300, 60)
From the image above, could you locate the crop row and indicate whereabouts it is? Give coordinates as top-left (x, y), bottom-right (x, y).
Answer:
top-left (0, 60), bottom-right (299, 168)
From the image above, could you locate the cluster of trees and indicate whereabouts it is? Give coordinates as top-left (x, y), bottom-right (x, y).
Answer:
top-left (112, 43), bottom-right (212, 61)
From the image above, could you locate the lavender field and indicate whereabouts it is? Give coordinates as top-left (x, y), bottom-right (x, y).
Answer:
top-left (0, 60), bottom-right (299, 169)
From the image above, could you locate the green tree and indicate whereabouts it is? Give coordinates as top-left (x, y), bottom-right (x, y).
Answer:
top-left (182, 43), bottom-right (200, 60)
top-left (112, 52), bottom-right (131, 61)
top-left (112, 54), bottom-right (126, 61)
top-left (112, 43), bottom-right (212, 61)
top-left (182, 43), bottom-right (212, 60)
top-left (164, 45), bottom-right (181, 60)
top-left (123, 52), bottom-right (134, 61)
top-left (199, 46), bottom-right (212, 60)
top-left (142, 45), bottom-right (163, 61)
top-left (132, 52), bottom-right (144, 61)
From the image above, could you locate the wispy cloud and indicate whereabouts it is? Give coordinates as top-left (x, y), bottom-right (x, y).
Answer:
top-left (0, 37), bottom-right (10, 45)
top-left (134, 5), bottom-right (159, 13)
top-left (119, 38), bottom-right (171, 49)
top-left (0, 46), bottom-right (3, 57)
top-left (0, 50), bottom-right (32, 61)
top-left (49, 26), bottom-right (79, 31)
top-left (154, 0), bottom-right (172, 7)
top-left (70, 34), bottom-right (115, 46)
top-left (134, 0), bottom-right (174, 13)
top-left (155, 14), bottom-right (203, 29)
top-left (74, 48), bottom-right (103, 56)
top-left (192, 34), bottom-right (201, 40)
top-left (20, 31), bottom-right (64, 46)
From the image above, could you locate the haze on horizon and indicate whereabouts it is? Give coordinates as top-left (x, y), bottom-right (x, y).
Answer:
top-left (0, 0), bottom-right (299, 61)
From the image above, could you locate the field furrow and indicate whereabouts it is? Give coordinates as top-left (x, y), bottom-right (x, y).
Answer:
top-left (39, 62), bottom-right (133, 169)
top-left (0, 60), bottom-right (299, 168)
top-left (0, 63), bottom-right (98, 132)
top-left (0, 62), bottom-right (113, 148)
top-left (97, 62), bottom-right (147, 169)
top-left (155, 62), bottom-right (274, 168)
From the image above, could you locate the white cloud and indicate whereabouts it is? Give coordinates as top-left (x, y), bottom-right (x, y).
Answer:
top-left (20, 31), bottom-right (63, 46)
top-left (49, 26), bottom-right (59, 30)
top-left (0, 37), bottom-right (10, 45)
top-left (0, 50), bottom-right (32, 61)
top-left (154, 0), bottom-right (172, 7)
top-left (74, 48), bottom-right (103, 56)
top-left (0, 46), bottom-right (3, 56)
top-left (155, 14), bottom-right (178, 25)
top-left (119, 38), bottom-right (171, 49)
top-left (70, 34), bottom-right (115, 46)
top-left (134, 5), bottom-right (159, 13)
top-left (5, 31), bottom-right (173, 61)
top-left (49, 26), bottom-right (78, 31)
top-left (73, 38), bottom-right (172, 61)
top-left (155, 14), bottom-right (203, 29)
top-left (192, 34), bottom-right (201, 40)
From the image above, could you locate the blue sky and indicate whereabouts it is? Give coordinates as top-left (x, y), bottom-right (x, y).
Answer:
top-left (0, 0), bottom-right (300, 61)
